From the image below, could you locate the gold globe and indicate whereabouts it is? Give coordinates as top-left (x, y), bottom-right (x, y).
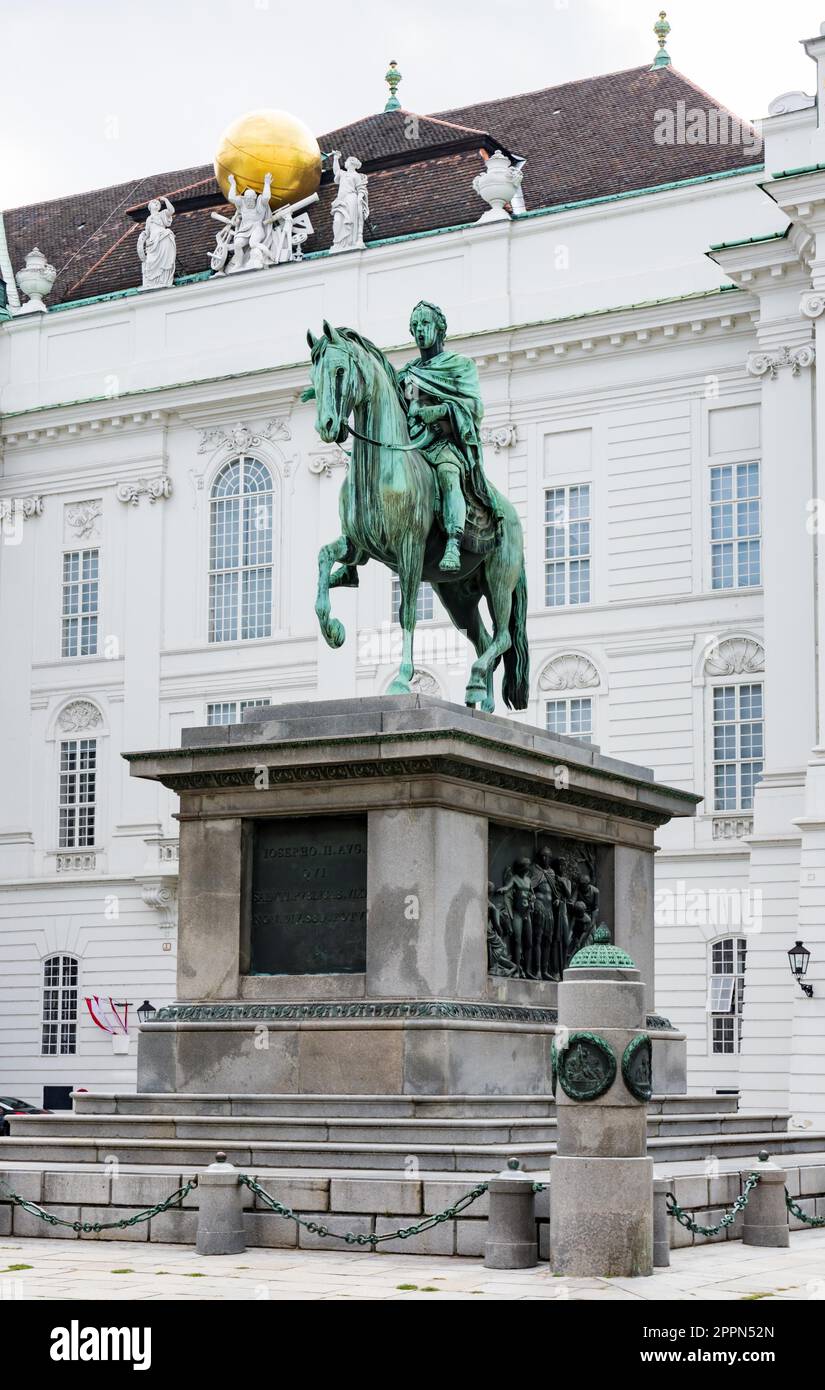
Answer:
top-left (214, 108), bottom-right (321, 209)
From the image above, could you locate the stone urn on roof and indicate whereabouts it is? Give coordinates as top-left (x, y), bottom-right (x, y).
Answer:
top-left (16, 247), bottom-right (57, 312)
top-left (473, 150), bottom-right (523, 223)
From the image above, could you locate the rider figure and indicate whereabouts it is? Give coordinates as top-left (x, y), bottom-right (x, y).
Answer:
top-left (399, 300), bottom-right (503, 572)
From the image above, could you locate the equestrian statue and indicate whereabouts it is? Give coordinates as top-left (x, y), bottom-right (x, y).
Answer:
top-left (304, 300), bottom-right (529, 713)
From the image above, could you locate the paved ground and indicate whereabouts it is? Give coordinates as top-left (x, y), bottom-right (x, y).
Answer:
top-left (0, 1229), bottom-right (823, 1300)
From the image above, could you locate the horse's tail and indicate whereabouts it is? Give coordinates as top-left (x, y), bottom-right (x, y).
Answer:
top-left (503, 563), bottom-right (530, 710)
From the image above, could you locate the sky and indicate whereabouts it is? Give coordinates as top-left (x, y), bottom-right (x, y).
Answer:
top-left (2, 0), bottom-right (825, 208)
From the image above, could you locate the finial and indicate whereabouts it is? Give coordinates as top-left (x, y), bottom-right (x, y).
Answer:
top-left (384, 59), bottom-right (402, 111)
top-left (652, 10), bottom-right (671, 68)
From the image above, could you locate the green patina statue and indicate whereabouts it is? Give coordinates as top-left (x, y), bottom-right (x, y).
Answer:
top-left (304, 301), bottom-right (529, 711)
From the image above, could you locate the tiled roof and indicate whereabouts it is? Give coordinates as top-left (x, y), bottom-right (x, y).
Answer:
top-left (433, 65), bottom-right (760, 207)
top-left (2, 65), bottom-right (759, 307)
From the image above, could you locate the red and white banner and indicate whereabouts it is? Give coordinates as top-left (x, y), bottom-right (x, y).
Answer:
top-left (84, 996), bottom-right (129, 1035)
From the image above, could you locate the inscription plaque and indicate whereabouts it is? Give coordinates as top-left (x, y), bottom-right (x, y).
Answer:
top-left (248, 814), bottom-right (367, 975)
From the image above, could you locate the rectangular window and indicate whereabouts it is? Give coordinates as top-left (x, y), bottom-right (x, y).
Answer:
top-left (391, 577), bottom-right (434, 622)
top-left (710, 463), bottom-right (761, 590)
top-left (59, 739), bottom-right (97, 849)
top-left (62, 549), bottom-right (99, 657)
top-left (710, 938), bottom-right (746, 1055)
top-left (713, 684), bottom-right (763, 811)
top-left (545, 484), bottom-right (591, 607)
top-left (206, 698), bottom-right (271, 726)
top-left (545, 696), bottom-right (593, 740)
top-left (41, 955), bottom-right (78, 1056)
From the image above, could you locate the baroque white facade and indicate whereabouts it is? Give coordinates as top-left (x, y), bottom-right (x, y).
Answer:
top-left (2, 27), bottom-right (825, 1119)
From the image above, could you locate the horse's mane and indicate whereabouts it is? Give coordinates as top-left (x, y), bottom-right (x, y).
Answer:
top-left (336, 327), bottom-right (403, 395)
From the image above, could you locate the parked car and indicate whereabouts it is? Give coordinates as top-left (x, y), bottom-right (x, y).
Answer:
top-left (0, 1097), bottom-right (50, 1137)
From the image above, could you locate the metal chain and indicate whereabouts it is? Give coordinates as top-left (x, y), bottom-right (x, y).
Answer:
top-left (666, 1172), bottom-right (760, 1237)
top-left (0, 1179), bottom-right (197, 1234)
top-left (239, 1173), bottom-right (488, 1246)
top-left (785, 1189), bottom-right (825, 1228)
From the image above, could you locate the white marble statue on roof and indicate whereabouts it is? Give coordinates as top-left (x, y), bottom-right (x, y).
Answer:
top-left (330, 152), bottom-right (369, 253)
top-left (136, 197), bottom-right (176, 289)
top-left (210, 172), bottom-right (317, 273)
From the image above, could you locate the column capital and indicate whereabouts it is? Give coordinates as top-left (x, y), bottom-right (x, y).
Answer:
top-left (746, 343), bottom-right (816, 378)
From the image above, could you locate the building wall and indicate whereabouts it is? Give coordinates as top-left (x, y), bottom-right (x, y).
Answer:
top-left (0, 172), bottom-right (776, 1102)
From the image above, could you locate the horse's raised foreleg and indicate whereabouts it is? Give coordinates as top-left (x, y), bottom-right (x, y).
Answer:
top-left (315, 535), bottom-right (355, 648)
top-left (330, 547), bottom-right (367, 590)
top-left (388, 539), bottom-right (425, 694)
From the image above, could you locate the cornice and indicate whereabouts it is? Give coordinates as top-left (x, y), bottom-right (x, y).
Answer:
top-left (0, 291), bottom-right (757, 441)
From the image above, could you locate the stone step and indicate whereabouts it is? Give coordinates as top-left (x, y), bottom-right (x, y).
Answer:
top-left (8, 1110), bottom-right (786, 1147)
top-left (2, 1127), bottom-right (824, 1172)
top-left (70, 1090), bottom-right (739, 1119)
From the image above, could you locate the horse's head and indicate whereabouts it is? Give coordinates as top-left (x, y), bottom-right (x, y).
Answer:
top-left (306, 321), bottom-right (363, 445)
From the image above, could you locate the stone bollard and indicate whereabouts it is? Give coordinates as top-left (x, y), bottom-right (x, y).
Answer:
top-left (549, 942), bottom-right (654, 1278)
top-left (742, 1151), bottom-right (789, 1248)
top-left (484, 1158), bottom-right (538, 1269)
top-left (196, 1151), bottom-right (247, 1256)
top-left (653, 1177), bottom-right (671, 1267)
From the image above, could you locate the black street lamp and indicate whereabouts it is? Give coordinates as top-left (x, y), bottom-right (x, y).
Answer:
top-left (787, 941), bottom-right (814, 998)
top-left (137, 1000), bottom-right (157, 1024)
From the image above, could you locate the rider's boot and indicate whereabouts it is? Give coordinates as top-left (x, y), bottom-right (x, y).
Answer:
top-left (440, 536), bottom-right (462, 571)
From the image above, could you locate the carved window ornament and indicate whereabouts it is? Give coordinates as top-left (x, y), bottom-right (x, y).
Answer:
top-left (703, 636), bottom-right (765, 679)
top-left (197, 419), bottom-right (291, 457)
top-left (116, 476), bottom-right (172, 505)
top-left (57, 700), bottom-right (104, 734)
top-left (538, 652), bottom-right (601, 693)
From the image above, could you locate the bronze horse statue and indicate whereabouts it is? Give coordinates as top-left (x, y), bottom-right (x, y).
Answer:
top-left (305, 319), bottom-right (529, 713)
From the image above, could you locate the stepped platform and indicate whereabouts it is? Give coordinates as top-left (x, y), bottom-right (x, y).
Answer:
top-left (2, 1092), bottom-right (822, 1172)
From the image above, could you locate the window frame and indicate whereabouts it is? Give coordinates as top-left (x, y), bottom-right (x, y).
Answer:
top-left (41, 954), bottom-right (79, 1057)
top-left (708, 459), bottom-right (762, 593)
top-left (708, 935), bottom-right (747, 1056)
top-left (545, 694), bottom-right (595, 741)
top-left (710, 680), bottom-right (764, 814)
top-left (206, 698), bottom-right (272, 726)
top-left (61, 547), bottom-right (100, 659)
top-left (544, 481), bottom-right (592, 608)
top-left (58, 737), bottom-right (97, 849)
top-left (208, 456), bottom-right (275, 644)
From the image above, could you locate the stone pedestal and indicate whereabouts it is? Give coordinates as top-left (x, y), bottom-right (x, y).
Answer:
top-left (126, 696), bottom-right (697, 1096)
top-left (550, 951), bottom-right (654, 1277)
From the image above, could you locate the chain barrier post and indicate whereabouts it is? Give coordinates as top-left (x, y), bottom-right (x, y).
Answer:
top-left (550, 945), bottom-right (654, 1278)
top-left (653, 1176), bottom-right (671, 1267)
top-left (484, 1157), bottom-right (538, 1269)
top-left (196, 1151), bottom-right (247, 1256)
top-left (742, 1150), bottom-right (789, 1248)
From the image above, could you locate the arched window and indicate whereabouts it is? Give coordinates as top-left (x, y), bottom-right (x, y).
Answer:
top-left (41, 954), bottom-right (78, 1056)
top-left (209, 457), bottom-right (273, 642)
top-left (709, 936), bottom-right (746, 1054)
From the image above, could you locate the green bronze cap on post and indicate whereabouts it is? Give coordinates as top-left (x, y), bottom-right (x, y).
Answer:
top-left (568, 938), bottom-right (637, 970)
top-left (384, 59), bottom-right (402, 111)
top-left (652, 10), bottom-right (671, 68)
